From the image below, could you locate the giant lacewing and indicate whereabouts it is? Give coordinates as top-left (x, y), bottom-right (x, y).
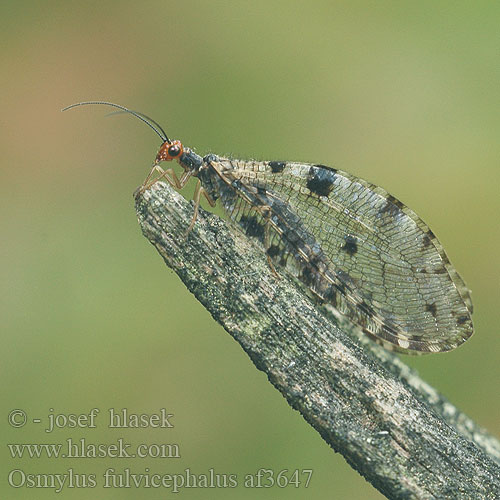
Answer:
top-left (63, 102), bottom-right (474, 354)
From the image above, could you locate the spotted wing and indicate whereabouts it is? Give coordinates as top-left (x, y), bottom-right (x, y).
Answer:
top-left (210, 158), bottom-right (473, 354)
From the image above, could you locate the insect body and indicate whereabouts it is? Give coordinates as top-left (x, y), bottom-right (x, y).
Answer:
top-left (63, 102), bottom-right (474, 354)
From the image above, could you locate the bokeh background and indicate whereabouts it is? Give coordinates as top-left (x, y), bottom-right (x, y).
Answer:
top-left (2, 1), bottom-right (499, 498)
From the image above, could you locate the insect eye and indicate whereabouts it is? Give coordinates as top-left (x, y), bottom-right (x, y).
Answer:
top-left (168, 143), bottom-right (182, 157)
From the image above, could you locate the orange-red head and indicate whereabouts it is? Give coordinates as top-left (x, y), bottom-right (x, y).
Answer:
top-left (156, 140), bottom-right (184, 163)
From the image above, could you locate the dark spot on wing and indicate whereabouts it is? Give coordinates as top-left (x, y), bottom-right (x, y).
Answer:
top-left (405, 333), bottom-right (424, 341)
top-left (418, 266), bottom-right (446, 275)
top-left (358, 300), bottom-right (376, 318)
top-left (257, 186), bottom-right (267, 196)
top-left (341, 235), bottom-right (358, 256)
top-left (269, 161), bottom-right (286, 173)
top-left (324, 286), bottom-right (337, 307)
top-left (301, 266), bottom-right (315, 287)
top-left (239, 214), bottom-right (265, 242)
top-left (388, 194), bottom-right (405, 209)
top-left (268, 242), bottom-right (288, 266)
top-left (379, 194), bottom-right (405, 217)
top-left (422, 229), bottom-right (436, 248)
top-left (422, 235), bottom-right (432, 248)
top-left (457, 315), bottom-right (469, 325)
top-left (267, 244), bottom-right (281, 258)
top-left (314, 164), bottom-right (338, 174)
top-left (306, 166), bottom-right (335, 197)
top-left (336, 269), bottom-right (355, 288)
top-left (278, 253), bottom-right (288, 267)
top-left (283, 226), bottom-right (300, 245)
top-left (425, 303), bottom-right (437, 317)
top-left (308, 253), bottom-right (328, 274)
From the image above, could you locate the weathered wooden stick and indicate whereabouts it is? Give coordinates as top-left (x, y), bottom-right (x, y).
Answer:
top-left (135, 181), bottom-right (500, 499)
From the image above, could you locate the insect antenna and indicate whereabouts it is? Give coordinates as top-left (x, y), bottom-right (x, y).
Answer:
top-left (103, 109), bottom-right (170, 142)
top-left (61, 101), bottom-right (170, 143)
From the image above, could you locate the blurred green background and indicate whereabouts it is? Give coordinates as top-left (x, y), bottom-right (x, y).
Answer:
top-left (2, 1), bottom-right (499, 498)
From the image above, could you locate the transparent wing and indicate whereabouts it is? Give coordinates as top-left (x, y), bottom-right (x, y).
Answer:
top-left (211, 158), bottom-right (473, 354)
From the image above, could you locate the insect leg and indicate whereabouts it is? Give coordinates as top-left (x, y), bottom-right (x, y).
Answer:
top-left (138, 164), bottom-right (163, 192)
top-left (202, 188), bottom-right (216, 208)
top-left (183, 179), bottom-right (215, 237)
top-left (139, 164), bottom-right (192, 193)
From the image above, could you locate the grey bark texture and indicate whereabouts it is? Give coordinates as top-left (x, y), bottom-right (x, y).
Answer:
top-left (135, 181), bottom-right (500, 500)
